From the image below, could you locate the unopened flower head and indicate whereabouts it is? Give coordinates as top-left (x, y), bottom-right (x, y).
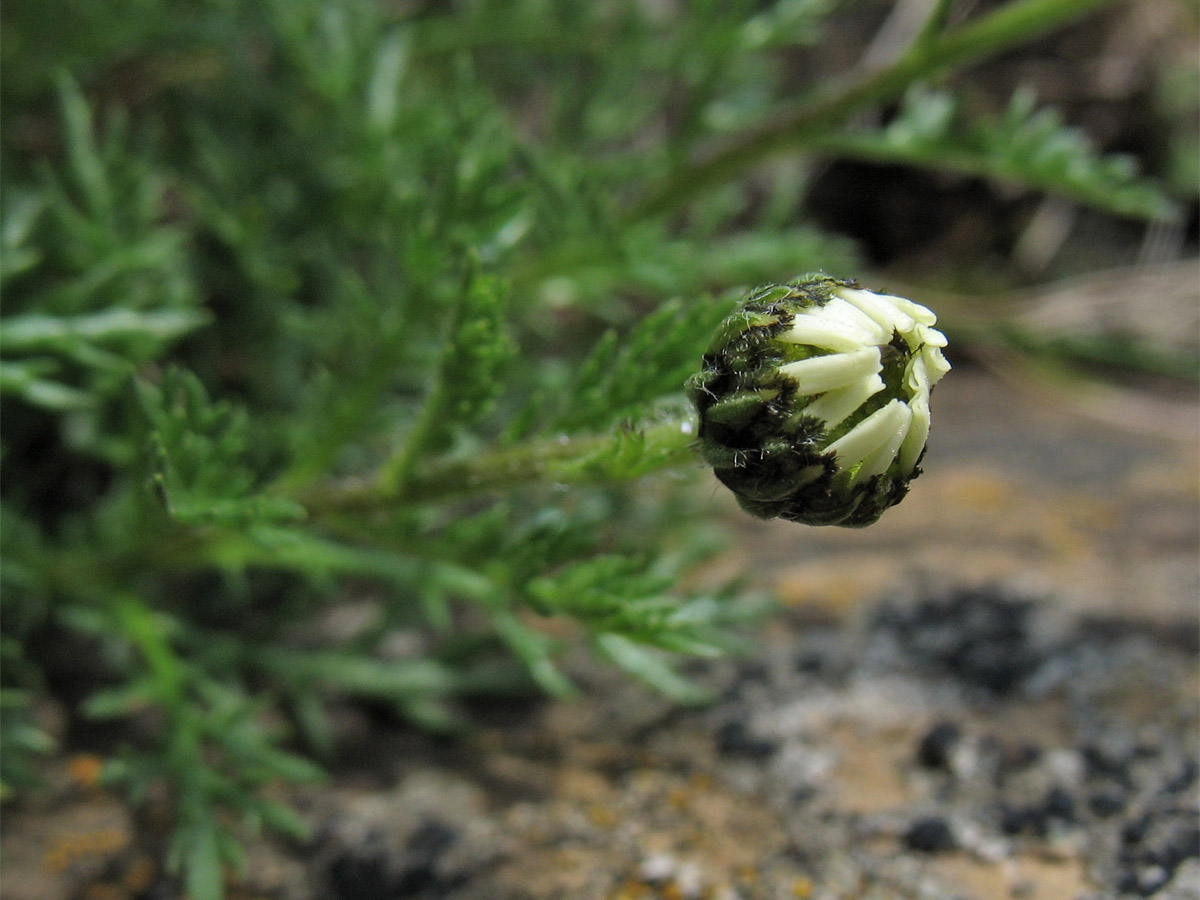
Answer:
top-left (688, 275), bottom-right (950, 527)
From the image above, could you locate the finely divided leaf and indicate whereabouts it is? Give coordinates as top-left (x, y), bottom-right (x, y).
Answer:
top-left (554, 296), bottom-right (732, 433)
top-left (814, 87), bottom-right (1180, 221)
top-left (138, 368), bottom-right (304, 527)
top-left (439, 272), bottom-right (517, 429)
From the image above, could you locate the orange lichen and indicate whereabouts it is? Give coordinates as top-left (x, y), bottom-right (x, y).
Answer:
top-left (82, 885), bottom-right (127, 900)
top-left (43, 827), bottom-right (129, 874)
top-left (588, 803), bottom-right (619, 828)
top-left (66, 754), bottom-right (106, 790)
top-left (122, 854), bottom-right (158, 892)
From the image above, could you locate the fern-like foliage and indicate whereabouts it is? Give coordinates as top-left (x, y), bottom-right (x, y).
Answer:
top-left (138, 368), bottom-right (305, 527)
top-left (813, 87), bottom-right (1179, 221)
top-left (1, 0), bottom-right (1188, 897)
top-left (551, 296), bottom-right (735, 434)
top-left (1, 78), bottom-right (206, 458)
top-left (81, 597), bottom-right (323, 900)
top-left (0, 637), bottom-right (54, 798)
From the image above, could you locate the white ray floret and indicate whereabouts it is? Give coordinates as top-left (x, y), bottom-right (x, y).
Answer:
top-left (899, 393), bottom-right (931, 474)
top-left (836, 286), bottom-right (917, 335)
top-left (790, 284), bottom-right (950, 478)
top-left (779, 316), bottom-right (881, 353)
top-left (778, 347), bottom-right (881, 395)
top-left (880, 292), bottom-right (938, 326)
top-left (917, 325), bottom-right (949, 349)
top-left (855, 401), bottom-right (913, 480)
top-left (906, 354), bottom-right (930, 396)
top-left (824, 398), bottom-right (911, 477)
top-left (810, 297), bottom-right (892, 344)
top-left (804, 373), bottom-right (885, 429)
top-left (920, 342), bottom-right (952, 380)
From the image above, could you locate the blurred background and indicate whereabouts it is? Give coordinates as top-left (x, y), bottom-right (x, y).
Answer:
top-left (2, 0), bottom-right (1197, 898)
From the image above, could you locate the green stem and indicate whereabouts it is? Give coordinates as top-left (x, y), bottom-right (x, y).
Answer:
top-left (625, 0), bottom-right (1117, 220)
top-left (306, 415), bottom-right (700, 514)
top-left (377, 372), bottom-right (447, 495)
top-left (376, 263), bottom-right (479, 497)
top-left (113, 593), bottom-right (186, 711)
top-left (913, 0), bottom-right (958, 50)
top-left (804, 132), bottom-right (1176, 221)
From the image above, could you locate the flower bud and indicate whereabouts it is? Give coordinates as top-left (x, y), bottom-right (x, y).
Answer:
top-left (688, 275), bottom-right (950, 527)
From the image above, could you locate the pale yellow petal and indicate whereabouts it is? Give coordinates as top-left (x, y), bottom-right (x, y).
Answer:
top-left (780, 316), bottom-right (879, 353)
top-left (856, 402), bottom-right (913, 480)
top-left (778, 347), bottom-right (881, 395)
top-left (825, 399), bottom-right (907, 471)
top-left (803, 374), bottom-right (885, 428)
top-left (836, 287), bottom-right (915, 335)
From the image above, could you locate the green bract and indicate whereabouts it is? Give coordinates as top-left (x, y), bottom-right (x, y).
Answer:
top-left (688, 275), bottom-right (950, 527)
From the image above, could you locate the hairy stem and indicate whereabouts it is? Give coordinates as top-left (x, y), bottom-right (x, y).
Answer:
top-left (625, 0), bottom-right (1118, 219)
top-left (378, 371), bottom-right (449, 496)
top-left (305, 415), bottom-right (700, 514)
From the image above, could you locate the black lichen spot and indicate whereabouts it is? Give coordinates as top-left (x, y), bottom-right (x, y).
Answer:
top-left (916, 720), bottom-right (962, 771)
top-left (871, 588), bottom-right (1041, 696)
top-left (1088, 791), bottom-right (1127, 818)
top-left (903, 817), bottom-right (956, 853)
top-left (998, 787), bottom-right (1076, 837)
top-left (329, 848), bottom-right (394, 900)
top-left (715, 719), bottom-right (777, 760)
top-left (1118, 809), bottom-right (1200, 896)
top-left (324, 819), bottom-right (463, 900)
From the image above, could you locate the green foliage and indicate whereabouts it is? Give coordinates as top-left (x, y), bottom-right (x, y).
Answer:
top-left (139, 367), bottom-right (305, 527)
top-left (0, 639), bottom-right (54, 798)
top-left (812, 87), bottom-right (1181, 221)
top-left (1, 76), bottom-right (206, 465)
top-left (551, 296), bottom-right (735, 434)
top-left (0, 0), bottom-right (1185, 896)
top-left (83, 596), bottom-right (323, 900)
top-left (379, 269), bottom-right (517, 492)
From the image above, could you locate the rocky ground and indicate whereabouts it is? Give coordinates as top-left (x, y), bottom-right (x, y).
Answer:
top-left (3, 263), bottom-right (1197, 900)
